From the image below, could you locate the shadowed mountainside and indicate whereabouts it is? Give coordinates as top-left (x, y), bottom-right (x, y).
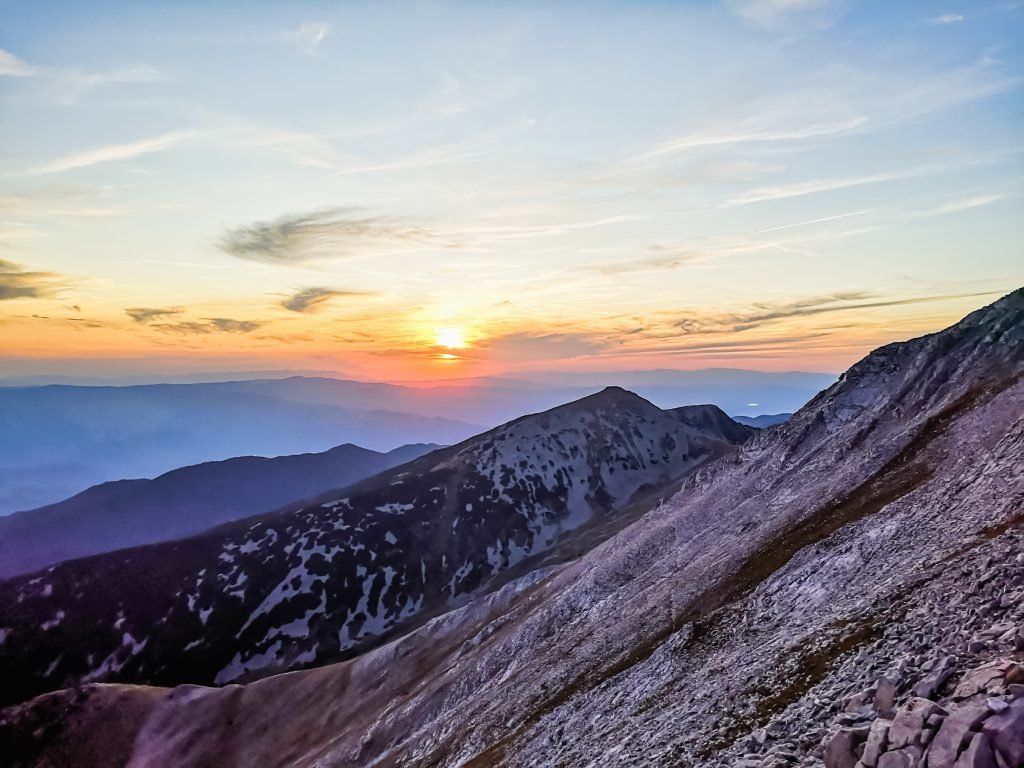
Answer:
top-left (0, 443), bottom-right (439, 580)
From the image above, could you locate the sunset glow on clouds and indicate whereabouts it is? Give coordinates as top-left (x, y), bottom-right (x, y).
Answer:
top-left (1, 1), bottom-right (1022, 380)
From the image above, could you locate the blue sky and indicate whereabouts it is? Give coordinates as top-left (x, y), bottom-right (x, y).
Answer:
top-left (1, 0), bottom-right (1022, 379)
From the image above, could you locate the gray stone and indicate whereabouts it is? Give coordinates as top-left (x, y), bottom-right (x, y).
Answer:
top-left (862, 719), bottom-right (892, 768)
top-left (985, 698), bottom-right (1009, 714)
top-left (890, 698), bottom-right (947, 749)
top-left (875, 678), bottom-right (898, 719)
top-left (981, 697), bottom-right (1024, 766)
top-left (877, 746), bottom-right (923, 768)
top-left (954, 664), bottom-right (1011, 700)
top-left (824, 728), bottom-right (866, 768)
top-left (953, 732), bottom-right (999, 768)
top-left (927, 700), bottom-right (991, 767)
top-left (915, 658), bottom-right (957, 700)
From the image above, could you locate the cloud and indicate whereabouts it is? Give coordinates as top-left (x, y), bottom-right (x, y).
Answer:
top-left (209, 318), bottom-right (263, 333)
top-left (632, 115), bottom-right (867, 163)
top-left (474, 331), bottom-right (610, 361)
top-left (46, 65), bottom-right (164, 104)
top-left (217, 207), bottom-right (439, 264)
top-left (244, 129), bottom-right (341, 169)
top-left (285, 22), bottom-right (329, 55)
top-left (0, 258), bottom-right (64, 300)
top-left (0, 48), bottom-right (36, 77)
top-left (281, 286), bottom-right (374, 313)
top-left (30, 131), bottom-right (197, 175)
top-left (587, 245), bottom-right (706, 275)
top-left (726, 0), bottom-right (832, 28)
top-left (725, 168), bottom-right (924, 207)
top-left (675, 290), bottom-right (1002, 334)
top-left (125, 306), bottom-right (184, 323)
top-left (929, 13), bottom-right (965, 24)
top-left (757, 209), bottom-right (873, 233)
top-left (914, 193), bottom-right (1004, 217)
top-left (151, 317), bottom-right (264, 335)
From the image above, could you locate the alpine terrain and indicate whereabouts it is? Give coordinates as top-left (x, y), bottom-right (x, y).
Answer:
top-left (0, 289), bottom-right (1021, 768)
top-left (0, 391), bottom-right (751, 709)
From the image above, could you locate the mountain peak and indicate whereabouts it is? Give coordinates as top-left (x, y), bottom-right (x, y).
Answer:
top-left (574, 385), bottom-right (652, 409)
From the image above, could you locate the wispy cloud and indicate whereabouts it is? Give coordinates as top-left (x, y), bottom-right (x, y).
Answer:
top-left (0, 258), bottom-right (65, 300)
top-left (29, 131), bottom-right (197, 175)
top-left (725, 0), bottom-right (833, 28)
top-left (632, 115), bottom-right (867, 163)
top-left (929, 13), bottom-right (965, 24)
top-left (474, 331), bottom-right (611, 361)
top-left (151, 317), bottom-right (263, 335)
top-left (0, 48), bottom-right (36, 77)
top-left (725, 168), bottom-right (925, 207)
top-left (587, 245), bottom-right (706, 275)
top-left (757, 209), bottom-right (873, 233)
top-left (674, 290), bottom-right (1002, 335)
top-left (245, 129), bottom-right (341, 169)
top-left (217, 207), bottom-right (444, 264)
top-left (125, 306), bottom-right (184, 323)
top-left (46, 66), bottom-right (164, 105)
top-left (285, 22), bottom-right (329, 55)
top-left (913, 193), bottom-right (1004, 217)
top-left (281, 286), bottom-right (374, 313)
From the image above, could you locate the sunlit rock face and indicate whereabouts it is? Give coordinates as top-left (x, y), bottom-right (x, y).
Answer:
top-left (0, 387), bottom-right (750, 704)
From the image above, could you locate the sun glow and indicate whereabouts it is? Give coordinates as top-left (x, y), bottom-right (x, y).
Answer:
top-left (435, 326), bottom-right (467, 349)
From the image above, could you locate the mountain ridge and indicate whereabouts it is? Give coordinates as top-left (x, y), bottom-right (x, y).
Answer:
top-left (0, 442), bottom-right (440, 580)
top-left (0, 386), bottom-right (753, 705)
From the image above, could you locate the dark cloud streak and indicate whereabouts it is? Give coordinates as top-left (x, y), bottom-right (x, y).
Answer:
top-left (0, 258), bottom-right (64, 300)
top-left (125, 306), bottom-right (184, 323)
top-left (217, 207), bottom-right (439, 264)
top-left (281, 286), bottom-right (374, 313)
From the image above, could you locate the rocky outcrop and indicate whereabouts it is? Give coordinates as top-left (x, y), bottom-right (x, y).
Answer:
top-left (734, 525), bottom-right (1024, 768)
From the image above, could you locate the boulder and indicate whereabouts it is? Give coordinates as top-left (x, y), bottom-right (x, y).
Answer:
top-left (980, 697), bottom-right (1024, 766)
top-left (878, 746), bottom-right (923, 768)
top-left (825, 726), bottom-right (870, 768)
top-left (875, 678), bottom-right (898, 719)
top-left (952, 732), bottom-right (998, 768)
top-left (927, 700), bottom-right (990, 767)
top-left (954, 663), bottom-right (1011, 700)
top-left (862, 719), bottom-right (893, 768)
top-left (915, 658), bottom-right (957, 700)
top-left (890, 698), bottom-right (947, 749)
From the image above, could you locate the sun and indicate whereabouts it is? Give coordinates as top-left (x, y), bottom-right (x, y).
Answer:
top-left (434, 326), bottom-right (467, 349)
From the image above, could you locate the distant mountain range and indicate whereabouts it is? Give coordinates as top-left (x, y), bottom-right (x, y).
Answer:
top-left (0, 369), bottom-right (832, 513)
top-left (0, 443), bottom-right (438, 581)
top-left (0, 383), bottom-right (483, 514)
top-left (0, 392), bottom-right (753, 703)
top-left (732, 412), bottom-right (792, 428)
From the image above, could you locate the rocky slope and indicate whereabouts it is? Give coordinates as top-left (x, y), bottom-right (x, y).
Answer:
top-left (1, 289), bottom-right (1020, 768)
top-left (0, 391), bottom-right (750, 708)
top-left (0, 443), bottom-right (438, 580)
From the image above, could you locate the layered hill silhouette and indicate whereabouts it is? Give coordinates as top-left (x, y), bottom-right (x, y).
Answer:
top-left (0, 369), bottom-right (831, 514)
top-left (0, 442), bottom-right (438, 580)
top-left (0, 391), bottom-right (752, 705)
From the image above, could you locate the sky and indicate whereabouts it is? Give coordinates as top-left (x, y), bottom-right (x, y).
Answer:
top-left (1, 0), bottom-right (1022, 382)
